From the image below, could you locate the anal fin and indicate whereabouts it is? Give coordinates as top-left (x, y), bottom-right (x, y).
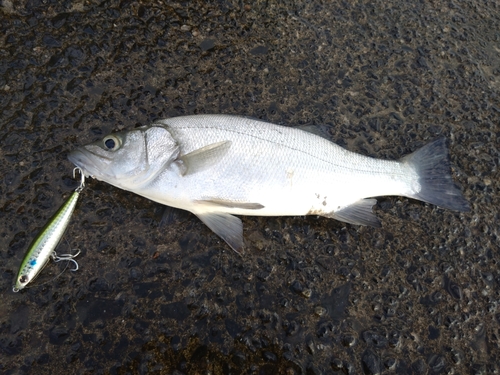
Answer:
top-left (195, 211), bottom-right (244, 254)
top-left (332, 199), bottom-right (381, 227)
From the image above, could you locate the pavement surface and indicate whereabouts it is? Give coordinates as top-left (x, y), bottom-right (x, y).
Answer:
top-left (1, 0), bottom-right (499, 374)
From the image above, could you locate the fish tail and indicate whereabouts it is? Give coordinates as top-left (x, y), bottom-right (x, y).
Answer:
top-left (402, 137), bottom-right (470, 211)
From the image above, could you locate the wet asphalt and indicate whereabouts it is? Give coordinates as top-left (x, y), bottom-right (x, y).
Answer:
top-left (1, 0), bottom-right (499, 374)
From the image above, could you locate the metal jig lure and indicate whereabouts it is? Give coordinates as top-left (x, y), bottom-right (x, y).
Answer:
top-left (13, 168), bottom-right (85, 292)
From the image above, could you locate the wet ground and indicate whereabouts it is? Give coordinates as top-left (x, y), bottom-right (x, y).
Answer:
top-left (1, 0), bottom-right (499, 374)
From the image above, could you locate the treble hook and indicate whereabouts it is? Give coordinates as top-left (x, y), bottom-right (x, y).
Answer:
top-left (73, 167), bottom-right (85, 192)
top-left (52, 249), bottom-right (81, 271)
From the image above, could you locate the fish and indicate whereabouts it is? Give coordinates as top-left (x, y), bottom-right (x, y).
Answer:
top-left (13, 169), bottom-right (84, 292)
top-left (68, 114), bottom-right (469, 253)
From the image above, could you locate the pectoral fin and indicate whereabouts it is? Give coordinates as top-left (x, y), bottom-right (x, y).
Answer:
top-left (195, 211), bottom-right (244, 254)
top-left (179, 141), bottom-right (232, 176)
top-left (331, 199), bottom-right (381, 227)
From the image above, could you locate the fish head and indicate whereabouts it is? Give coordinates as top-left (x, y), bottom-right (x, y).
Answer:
top-left (68, 125), bottom-right (179, 189)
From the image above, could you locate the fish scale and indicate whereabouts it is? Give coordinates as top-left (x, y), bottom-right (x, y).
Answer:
top-left (69, 114), bottom-right (469, 253)
top-left (158, 115), bottom-right (413, 209)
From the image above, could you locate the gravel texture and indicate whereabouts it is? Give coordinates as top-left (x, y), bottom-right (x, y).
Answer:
top-left (1, 0), bottom-right (499, 374)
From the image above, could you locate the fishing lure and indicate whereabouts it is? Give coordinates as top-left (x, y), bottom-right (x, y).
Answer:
top-left (12, 168), bottom-right (85, 292)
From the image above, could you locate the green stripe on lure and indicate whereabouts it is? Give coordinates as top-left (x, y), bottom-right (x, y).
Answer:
top-left (12, 168), bottom-right (85, 292)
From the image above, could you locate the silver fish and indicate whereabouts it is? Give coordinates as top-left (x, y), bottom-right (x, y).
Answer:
top-left (68, 114), bottom-right (469, 253)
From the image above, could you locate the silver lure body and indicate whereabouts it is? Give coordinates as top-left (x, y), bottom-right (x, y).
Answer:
top-left (13, 190), bottom-right (80, 291)
top-left (68, 114), bottom-right (469, 253)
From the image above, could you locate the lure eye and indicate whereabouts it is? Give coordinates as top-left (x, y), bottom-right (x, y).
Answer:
top-left (19, 275), bottom-right (29, 284)
top-left (103, 135), bottom-right (121, 151)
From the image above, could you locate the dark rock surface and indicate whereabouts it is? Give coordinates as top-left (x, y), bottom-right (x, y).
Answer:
top-left (1, 0), bottom-right (498, 373)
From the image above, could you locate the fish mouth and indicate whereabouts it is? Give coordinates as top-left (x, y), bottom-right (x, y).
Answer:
top-left (68, 147), bottom-right (106, 179)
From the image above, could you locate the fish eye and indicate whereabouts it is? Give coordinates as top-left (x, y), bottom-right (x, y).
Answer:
top-left (19, 275), bottom-right (29, 284)
top-left (103, 135), bottom-right (121, 151)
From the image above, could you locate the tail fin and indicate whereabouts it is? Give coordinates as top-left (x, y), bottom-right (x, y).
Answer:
top-left (402, 138), bottom-right (469, 211)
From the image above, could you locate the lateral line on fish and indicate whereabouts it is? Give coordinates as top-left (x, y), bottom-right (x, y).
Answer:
top-left (69, 115), bottom-right (469, 254)
top-left (170, 124), bottom-right (409, 176)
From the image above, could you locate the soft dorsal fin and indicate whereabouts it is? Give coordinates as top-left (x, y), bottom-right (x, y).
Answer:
top-left (296, 124), bottom-right (331, 140)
